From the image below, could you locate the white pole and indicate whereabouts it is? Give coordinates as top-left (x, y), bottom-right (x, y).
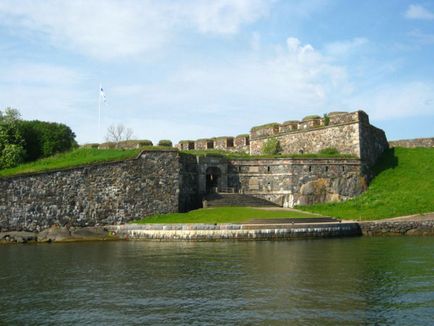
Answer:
top-left (98, 83), bottom-right (101, 141)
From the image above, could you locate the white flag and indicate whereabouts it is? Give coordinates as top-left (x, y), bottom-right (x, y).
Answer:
top-left (100, 85), bottom-right (107, 103)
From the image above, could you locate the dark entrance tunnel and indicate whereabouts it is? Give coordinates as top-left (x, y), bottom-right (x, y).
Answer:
top-left (206, 167), bottom-right (222, 193)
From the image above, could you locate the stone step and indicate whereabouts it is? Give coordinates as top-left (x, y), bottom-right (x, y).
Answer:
top-left (203, 193), bottom-right (280, 207)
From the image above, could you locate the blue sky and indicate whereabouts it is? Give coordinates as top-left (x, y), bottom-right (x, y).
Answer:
top-left (0, 0), bottom-right (433, 144)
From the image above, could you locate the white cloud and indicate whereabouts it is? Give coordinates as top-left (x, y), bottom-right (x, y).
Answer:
top-left (324, 38), bottom-right (369, 58)
top-left (0, 0), bottom-right (270, 60)
top-left (405, 4), bottom-right (434, 20)
top-left (186, 0), bottom-right (270, 34)
top-left (408, 29), bottom-right (434, 44)
top-left (351, 82), bottom-right (434, 120)
top-left (108, 37), bottom-right (353, 142)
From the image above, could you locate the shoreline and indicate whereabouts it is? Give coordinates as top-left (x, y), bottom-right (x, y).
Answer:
top-left (1, 214), bottom-right (434, 244)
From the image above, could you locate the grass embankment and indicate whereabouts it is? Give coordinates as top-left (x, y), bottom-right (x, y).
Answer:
top-left (133, 207), bottom-right (318, 224)
top-left (299, 147), bottom-right (434, 220)
top-left (0, 148), bottom-right (141, 177)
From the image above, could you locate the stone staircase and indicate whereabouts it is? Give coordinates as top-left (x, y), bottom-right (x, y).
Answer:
top-left (203, 193), bottom-right (280, 207)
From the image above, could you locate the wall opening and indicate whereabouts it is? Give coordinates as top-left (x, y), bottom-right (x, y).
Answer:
top-left (206, 141), bottom-right (214, 149)
top-left (206, 167), bottom-right (222, 193)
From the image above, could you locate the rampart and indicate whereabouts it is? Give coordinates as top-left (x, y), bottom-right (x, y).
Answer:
top-left (388, 137), bottom-right (434, 148)
top-left (0, 151), bottom-right (198, 232)
top-left (176, 110), bottom-right (388, 167)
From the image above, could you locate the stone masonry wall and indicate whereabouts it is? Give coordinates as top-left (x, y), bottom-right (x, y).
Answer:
top-left (250, 122), bottom-right (361, 157)
top-left (388, 137), bottom-right (434, 148)
top-left (227, 158), bottom-right (367, 207)
top-left (0, 151), bottom-right (181, 232)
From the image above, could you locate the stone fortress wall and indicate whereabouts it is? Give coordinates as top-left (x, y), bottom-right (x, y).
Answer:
top-left (0, 110), bottom-right (389, 232)
top-left (388, 137), bottom-right (434, 148)
top-left (176, 110), bottom-right (388, 167)
top-left (0, 151), bottom-right (198, 232)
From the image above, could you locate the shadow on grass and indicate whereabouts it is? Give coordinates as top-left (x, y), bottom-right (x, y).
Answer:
top-left (372, 148), bottom-right (398, 176)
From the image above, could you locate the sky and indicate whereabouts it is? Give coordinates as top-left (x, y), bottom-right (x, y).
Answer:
top-left (0, 0), bottom-right (433, 144)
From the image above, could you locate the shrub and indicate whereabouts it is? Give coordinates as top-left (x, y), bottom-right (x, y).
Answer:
top-left (138, 140), bottom-right (153, 147)
top-left (319, 147), bottom-right (340, 155)
top-left (18, 120), bottom-right (77, 160)
top-left (323, 114), bottom-right (330, 126)
top-left (262, 138), bottom-right (282, 155)
top-left (0, 144), bottom-right (25, 168)
top-left (158, 139), bottom-right (172, 147)
top-left (302, 115), bottom-right (321, 121)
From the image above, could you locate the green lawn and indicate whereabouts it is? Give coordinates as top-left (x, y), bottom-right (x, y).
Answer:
top-left (299, 147), bottom-right (434, 220)
top-left (133, 207), bottom-right (318, 224)
top-left (0, 148), bottom-right (141, 177)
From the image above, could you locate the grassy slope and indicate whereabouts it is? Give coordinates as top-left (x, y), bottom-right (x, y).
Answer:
top-left (134, 207), bottom-right (318, 224)
top-left (299, 147), bottom-right (434, 220)
top-left (0, 148), bottom-right (141, 177)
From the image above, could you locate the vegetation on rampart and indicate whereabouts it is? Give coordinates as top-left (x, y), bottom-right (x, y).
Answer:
top-left (0, 148), bottom-right (141, 177)
top-left (181, 149), bottom-right (355, 160)
top-left (251, 122), bottom-right (279, 131)
top-left (300, 147), bottom-right (434, 220)
top-left (133, 207), bottom-right (318, 224)
top-left (0, 108), bottom-right (77, 169)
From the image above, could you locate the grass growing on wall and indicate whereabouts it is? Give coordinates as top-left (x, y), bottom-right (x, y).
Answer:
top-left (299, 147), bottom-right (434, 220)
top-left (133, 207), bottom-right (319, 224)
top-left (181, 149), bottom-right (355, 160)
top-left (0, 148), bottom-right (142, 177)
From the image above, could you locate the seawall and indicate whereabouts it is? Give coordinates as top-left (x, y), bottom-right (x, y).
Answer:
top-left (107, 222), bottom-right (362, 241)
top-left (0, 151), bottom-right (184, 232)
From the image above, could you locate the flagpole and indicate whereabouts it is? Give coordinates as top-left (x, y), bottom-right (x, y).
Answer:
top-left (98, 83), bottom-right (101, 141)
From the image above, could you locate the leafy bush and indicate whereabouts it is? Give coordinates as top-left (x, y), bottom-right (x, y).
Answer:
top-left (319, 147), bottom-right (340, 155)
top-left (139, 140), bottom-right (153, 146)
top-left (158, 139), bottom-right (172, 147)
top-left (302, 115), bottom-right (321, 121)
top-left (0, 144), bottom-right (25, 168)
top-left (323, 114), bottom-right (330, 126)
top-left (262, 138), bottom-right (282, 155)
top-left (18, 120), bottom-right (77, 160)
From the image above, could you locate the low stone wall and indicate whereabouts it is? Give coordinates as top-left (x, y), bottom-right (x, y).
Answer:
top-left (359, 220), bottom-right (434, 236)
top-left (388, 137), bottom-right (434, 148)
top-left (0, 151), bottom-right (181, 232)
top-left (107, 222), bottom-right (362, 241)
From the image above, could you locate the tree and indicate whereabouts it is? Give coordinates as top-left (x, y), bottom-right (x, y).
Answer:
top-left (0, 107), bottom-right (25, 168)
top-left (0, 107), bottom-right (21, 123)
top-left (262, 138), bottom-right (282, 155)
top-left (105, 124), bottom-right (134, 143)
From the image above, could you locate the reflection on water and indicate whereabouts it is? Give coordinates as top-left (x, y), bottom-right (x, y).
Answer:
top-left (0, 238), bottom-right (433, 325)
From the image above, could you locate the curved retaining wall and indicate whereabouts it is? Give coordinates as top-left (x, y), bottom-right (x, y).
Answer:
top-left (107, 222), bottom-right (362, 241)
top-left (359, 220), bottom-right (434, 236)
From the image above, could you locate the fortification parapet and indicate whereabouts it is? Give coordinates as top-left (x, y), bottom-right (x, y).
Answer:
top-left (214, 137), bottom-right (234, 150)
top-left (195, 139), bottom-right (214, 150)
top-left (178, 140), bottom-right (195, 150)
top-left (250, 123), bottom-right (280, 138)
top-left (176, 109), bottom-right (387, 167)
top-left (234, 134), bottom-right (250, 153)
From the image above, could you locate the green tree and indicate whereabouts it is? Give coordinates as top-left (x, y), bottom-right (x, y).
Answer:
top-left (262, 138), bottom-right (282, 155)
top-left (0, 107), bottom-right (26, 168)
top-left (0, 144), bottom-right (25, 168)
